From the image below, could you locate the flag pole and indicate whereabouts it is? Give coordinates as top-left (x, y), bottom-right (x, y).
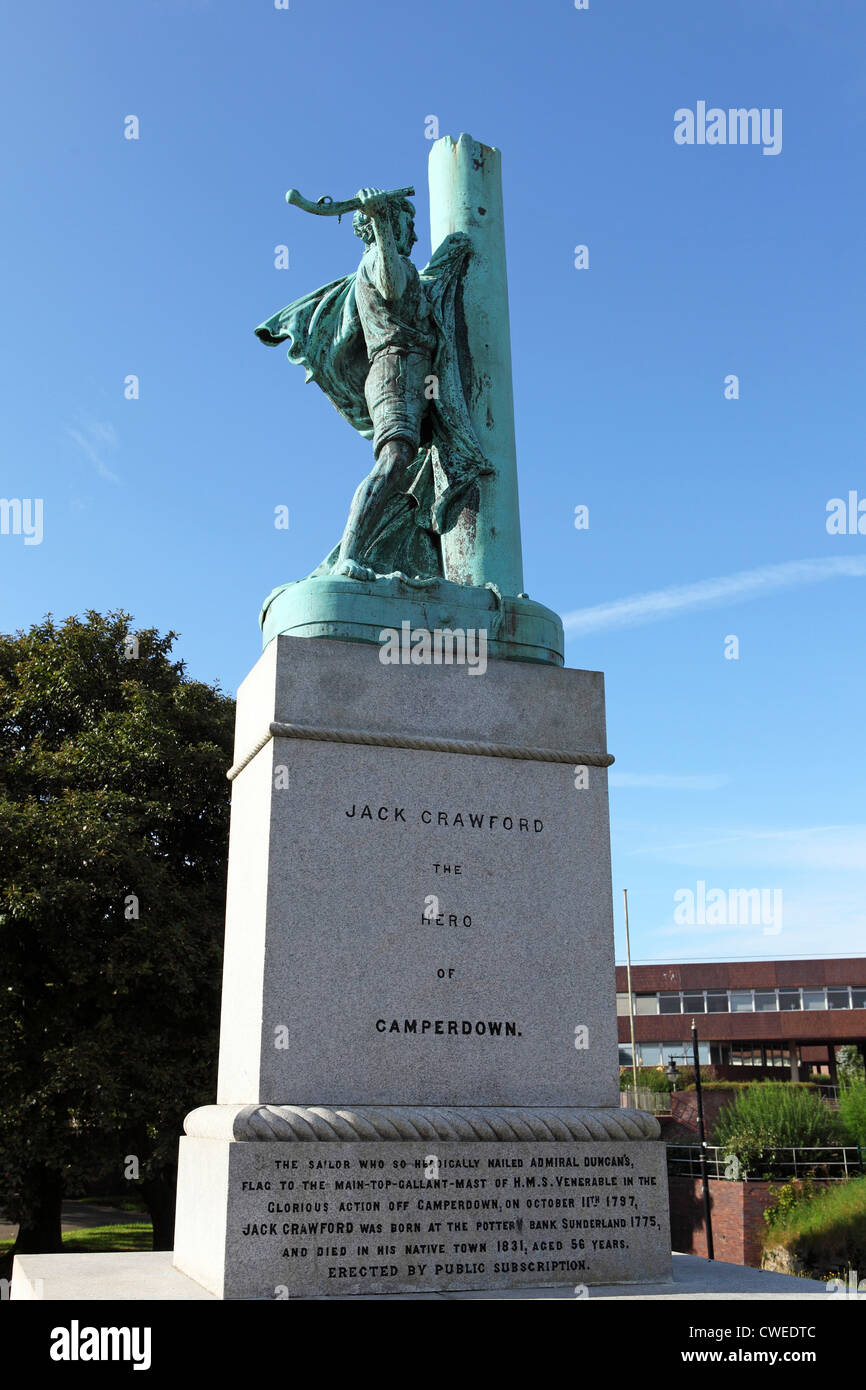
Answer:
top-left (623, 889), bottom-right (639, 1104)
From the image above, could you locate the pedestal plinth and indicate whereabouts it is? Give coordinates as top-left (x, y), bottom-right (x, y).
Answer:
top-left (175, 1114), bottom-right (670, 1299)
top-left (172, 635), bottom-right (672, 1297)
top-left (259, 574), bottom-right (564, 667)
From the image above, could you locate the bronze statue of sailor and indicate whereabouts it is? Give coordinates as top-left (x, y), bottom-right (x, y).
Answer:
top-left (256, 186), bottom-right (490, 583)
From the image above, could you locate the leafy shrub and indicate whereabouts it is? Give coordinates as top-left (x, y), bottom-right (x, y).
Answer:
top-left (837, 1046), bottom-right (865, 1084)
top-left (838, 1080), bottom-right (866, 1148)
top-left (681, 1080), bottom-right (818, 1093)
top-left (667, 1067), bottom-right (717, 1088)
top-left (711, 1083), bottom-right (845, 1176)
top-left (763, 1179), bottom-right (820, 1230)
top-left (618, 1068), bottom-right (672, 1093)
top-left (618, 1066), bottom-right (717, 1093)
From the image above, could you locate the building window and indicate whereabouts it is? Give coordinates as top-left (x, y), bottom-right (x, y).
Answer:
top-left (656, 995), bottom-right (683, 1017)
top-left (730, 990), bottom-right (753, 1013)
top-left (637, 1044), bottom-right (662, 1066)
top-left (658, 992), bottom-right (682, 1014)
top-left (764, 1047), bottom-right (791, 1068)
top-left (827, 988), bottom-right (851, 1010)
top-left (730, 1046), bottom-right (763, 1067)
top-left (628, 982), bottom-right (864, 1021)
top-left (617, 993), bottom-right (660, 1017)
top-left (666, 1040), bottom-right (711, 1066)
top-left (635, 995), bottom-right (659, 1015)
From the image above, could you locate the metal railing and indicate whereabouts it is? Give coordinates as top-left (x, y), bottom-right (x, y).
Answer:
top-left (667, 1143), bottom-right (864, 1181)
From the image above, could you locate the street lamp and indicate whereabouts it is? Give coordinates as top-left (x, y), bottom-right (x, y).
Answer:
top-left (692, 1018), bottom-right (715, 1261)
top-left (666, 1060), bottom-right (680, 1091)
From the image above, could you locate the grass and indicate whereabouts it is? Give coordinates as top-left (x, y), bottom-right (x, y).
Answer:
top-left (1, 1222), bottom-right (153, 1259)
top-left (763, 1176), bottom-right (866, 1278)
top-left (73, 1196), bottom-right (149, 1214)
top-left (62, 1223), bottom-right (153, 1253)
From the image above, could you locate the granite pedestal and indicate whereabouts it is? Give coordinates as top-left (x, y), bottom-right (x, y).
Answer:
top-left (169, 635), bottom-right (672, 1298)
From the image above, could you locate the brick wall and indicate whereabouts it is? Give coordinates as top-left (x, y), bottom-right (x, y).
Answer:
top-left (668, 1089), bottom-right (732, 1137)
top-left (669, 1177), bottom-right (776, 1266)
top-left (659, 1090), bottom-right (735, 1144)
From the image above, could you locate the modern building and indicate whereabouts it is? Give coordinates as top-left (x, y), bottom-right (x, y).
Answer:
top-left (615, 958), bottom-right (866, 1081)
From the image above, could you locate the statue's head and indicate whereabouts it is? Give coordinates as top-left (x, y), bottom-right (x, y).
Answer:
top-left (353, 197), bottom-right (417, 256)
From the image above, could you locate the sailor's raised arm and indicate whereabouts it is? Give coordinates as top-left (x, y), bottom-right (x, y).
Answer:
top-left (356, 188), bottom-right (408, 301)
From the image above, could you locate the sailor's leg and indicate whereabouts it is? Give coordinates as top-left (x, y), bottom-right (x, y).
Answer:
top-left (335, 436), bottom-right (417, 577)
top-left (334, 348), bottom-right (430, 578)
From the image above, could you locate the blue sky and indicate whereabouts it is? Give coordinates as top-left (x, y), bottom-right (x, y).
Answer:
top-left (2, 0), bottom-right (864, 965)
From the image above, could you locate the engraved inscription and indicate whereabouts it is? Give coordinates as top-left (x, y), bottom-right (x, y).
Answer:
top-left (344, 805), bottom-right (544, 832)
top-left (224, 1142), bottom-right (670, 1298)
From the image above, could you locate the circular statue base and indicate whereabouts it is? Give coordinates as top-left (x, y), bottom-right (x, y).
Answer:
top-left (259, 574), bottom-right (564, 666)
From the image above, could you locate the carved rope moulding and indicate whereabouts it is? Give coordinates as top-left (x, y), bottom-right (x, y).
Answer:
top-left (184, 1104), bottom-right (660, 1143)
top-left (227, 722), bottom-right (615, 781)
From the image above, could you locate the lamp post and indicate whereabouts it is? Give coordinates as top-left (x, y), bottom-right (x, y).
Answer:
top-left (666, 1060), bottom-right (679, 1092)
top-left (692, 1018), bottom-right (714, 1260)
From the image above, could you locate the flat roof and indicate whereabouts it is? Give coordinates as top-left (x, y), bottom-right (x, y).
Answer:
top-left (615, 958), bottom-right (866, 989)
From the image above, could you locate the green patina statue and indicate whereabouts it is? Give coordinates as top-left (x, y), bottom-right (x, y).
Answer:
top-left (254, 135), bottom-right (564, 666)
top-left (256, 187), bottom-right (490, 584)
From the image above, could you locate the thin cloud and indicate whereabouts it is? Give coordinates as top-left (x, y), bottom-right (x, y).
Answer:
top-left (67, 421), bottom-right (119, 483)
top-left (631, 824), bottom-right (866, 872)
top-left (653, 893), bottom-right (866, 954)
top-left (563, 556), bottom-right (866, 635)
top-left (610, 772), bottom-right (730, 790)
top-left (87, 421), bottom-right (117, 446)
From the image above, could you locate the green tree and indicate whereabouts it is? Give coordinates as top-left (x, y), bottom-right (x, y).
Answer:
top-left (0, 612), bottom-right (234, 1257)
top-left (837, 1046), bottom-right (865, 1085)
